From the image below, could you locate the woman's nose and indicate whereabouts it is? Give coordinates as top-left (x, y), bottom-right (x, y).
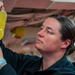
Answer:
top-left (37, 29), bottom-right (44, 37)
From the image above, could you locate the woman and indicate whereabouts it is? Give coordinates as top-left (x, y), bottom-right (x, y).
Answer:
top-left (0, 1), bottom-right (75, 75)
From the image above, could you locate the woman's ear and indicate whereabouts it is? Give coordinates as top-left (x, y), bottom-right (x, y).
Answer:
top-left (61, 39), bottom-right (71, 49)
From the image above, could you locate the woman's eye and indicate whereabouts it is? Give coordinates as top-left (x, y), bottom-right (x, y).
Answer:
top-left (47, 30), bottom-right (54, 34)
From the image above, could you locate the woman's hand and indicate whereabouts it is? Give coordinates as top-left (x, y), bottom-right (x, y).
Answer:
top-left (0, 47), bottom-right (4, 59)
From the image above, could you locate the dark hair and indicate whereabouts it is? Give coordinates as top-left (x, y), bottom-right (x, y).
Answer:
top-left (49, 14), bottom-right (75, 55)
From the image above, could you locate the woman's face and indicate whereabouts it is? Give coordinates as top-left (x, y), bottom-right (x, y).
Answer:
top-left (35, 18), bottom-right (66, 54)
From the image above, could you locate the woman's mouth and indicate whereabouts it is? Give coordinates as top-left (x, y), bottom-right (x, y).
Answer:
top-left (36, 39), bottom-right (43, 44)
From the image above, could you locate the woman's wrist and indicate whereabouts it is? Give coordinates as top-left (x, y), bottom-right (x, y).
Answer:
top-left (0, 59), bottom-right (7, 69)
